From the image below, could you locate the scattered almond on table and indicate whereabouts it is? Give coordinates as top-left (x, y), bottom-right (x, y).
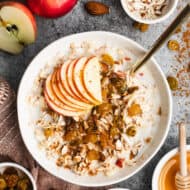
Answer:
top-left (85, 1), bottom-right (109, 16)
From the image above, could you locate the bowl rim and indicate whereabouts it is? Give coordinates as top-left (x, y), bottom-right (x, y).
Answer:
top-left (0, 162), bottom-right (37, 190)
top-left (17, 31), bottom-right (173, 187)
top-left (120, 0), bottom-right (179, 24)
top-left (152, 145), bottom-right (190, 190)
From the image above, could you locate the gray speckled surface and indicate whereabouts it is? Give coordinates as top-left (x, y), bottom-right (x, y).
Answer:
top-left (0, 0), bottom-right (190, 189)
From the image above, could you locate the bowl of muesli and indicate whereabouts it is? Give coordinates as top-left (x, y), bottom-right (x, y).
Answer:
top-left (121, 0), bottom-right (178, 24)
top-left (17, 31), bottom-right (172, 186)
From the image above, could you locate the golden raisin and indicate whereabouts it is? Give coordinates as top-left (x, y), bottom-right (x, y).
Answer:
top-left (167, 40), bottom-right (180, 51)
top-left (64, 130), bottom-right (77, 141)
top-left (127, 103), bottom-right (142, 116)
top-left (126, 126), bottom-right (137, 137)
top-left (100, 133), bottom-right (109, 148)
top-left (167, 76), bottom-right (178, 90)
top-left (139, 23), bottom-right (149, 32)
top-left (97, 103), bottom-right (112, 115)
top-left (87, 150), bottom-right (100, 161)
top-left (133, 22), bottom-right (149, 32)
top-left (101, 54), bottom-right (114, 65)
top-left (110, 126), bottom-right (120, 138)
top-left (0, 177), bottom-right (7, 189)
top-left (17, 178), bottom-right (30, 190)
top-left (44, 128), bottom-right (54, 138)
top-left (83, 133), bottom-right (98, 144)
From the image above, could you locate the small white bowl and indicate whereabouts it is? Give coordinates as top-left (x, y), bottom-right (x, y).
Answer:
top-left (0, 162), bottom-right (37, 190)
top-left (152, 145), bottom-right (190, 190)
top-left (120, 0), bottom-right (178, 24)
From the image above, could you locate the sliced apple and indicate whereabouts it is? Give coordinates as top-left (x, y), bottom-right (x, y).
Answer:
top-left (52, 67), bottom-right (92, 110)
top-left (45, 74), bottom-right (79, 111)
top-left (72, 57), bottom-right (101, 105)
top-left (60, 60), bottom-right (92, 106)
top-left (0, 1), bottom-right (37, 54)
top-left (59, 60), bottom-right (85, 102)
top-left (44, 90), bottom-right (86, 117)
top-left (65, 59), bottom-right (87, 102)
top-left (82, 57), bottom-right (102, 103)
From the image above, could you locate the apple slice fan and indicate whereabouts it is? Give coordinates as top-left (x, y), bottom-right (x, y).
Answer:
top-left (27, 0), bottom-right (78, 18)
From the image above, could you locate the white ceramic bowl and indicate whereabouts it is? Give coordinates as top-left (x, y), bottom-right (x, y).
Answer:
top-left (0, 162), bottom-right (37, 190)
top-left (152, 145), bottom-right (190, 190)
top-left (17, 31), bottom-right (172, 186)
top-left (120, 0), bottom-right (178, 24)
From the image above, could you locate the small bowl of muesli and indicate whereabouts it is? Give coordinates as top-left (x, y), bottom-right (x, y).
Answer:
top-left (121, 0), bottom-right (178, 24)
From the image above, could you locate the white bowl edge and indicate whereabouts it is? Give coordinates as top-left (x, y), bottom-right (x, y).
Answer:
top-left (17, 31), bottom-right (173, 187)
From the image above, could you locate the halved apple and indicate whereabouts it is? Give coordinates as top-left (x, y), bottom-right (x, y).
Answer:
top-left (0, 1), bottom-right (37, 54)
top-left (82, 57), bottom-right (102, 103)
top-left (27, 0), bottom-right (77, 18)
top-left (72, 57), bottom-right (101, 105)
top-left (52, 67), bottom-right (92, 110)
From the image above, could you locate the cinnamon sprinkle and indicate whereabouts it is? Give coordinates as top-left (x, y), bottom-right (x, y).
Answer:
top-left (171, 19), bottom-right (190, 97)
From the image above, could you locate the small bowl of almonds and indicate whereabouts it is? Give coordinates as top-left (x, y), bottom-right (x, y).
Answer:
top-left (121, 0), bottom-right (178, 24)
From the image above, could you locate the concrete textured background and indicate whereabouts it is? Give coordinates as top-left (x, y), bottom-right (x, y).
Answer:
top-left (0, 0), bottom-right (189, 189)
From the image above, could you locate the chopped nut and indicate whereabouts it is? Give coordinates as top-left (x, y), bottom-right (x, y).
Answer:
top-left (129, 150), bottom-right (138, 160)
top-left (127, 86), bottom-right (139, 94)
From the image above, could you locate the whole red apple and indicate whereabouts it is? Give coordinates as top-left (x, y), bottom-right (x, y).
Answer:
top-left (27, 0), bottom-right (78, 18)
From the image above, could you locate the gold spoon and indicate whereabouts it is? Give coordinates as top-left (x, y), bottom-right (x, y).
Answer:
top-left (130, 4), bottom-right (190, 73)
top-left (175, 123), bottom-right (190, 190)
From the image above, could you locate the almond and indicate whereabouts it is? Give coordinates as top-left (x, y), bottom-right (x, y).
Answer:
top-left (85, 1), bottom-right (109, 15)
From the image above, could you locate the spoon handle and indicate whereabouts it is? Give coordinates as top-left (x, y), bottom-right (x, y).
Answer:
top-left (132, 4), bottom-right (190, 73)
top-left (179, 123), bottom-right (187, 176)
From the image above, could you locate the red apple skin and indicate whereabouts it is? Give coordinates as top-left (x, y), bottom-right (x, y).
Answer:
top-left (27, 0), bottom-right (78, 18)
top-left (0, 1), bottom-right (37, 39)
